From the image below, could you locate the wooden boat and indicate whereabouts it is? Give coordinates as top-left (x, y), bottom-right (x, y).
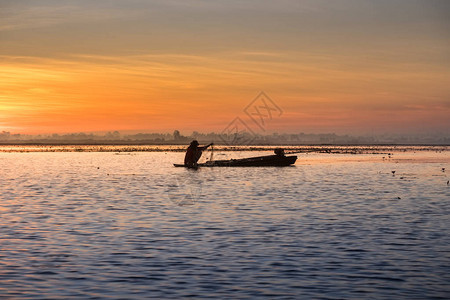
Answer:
top-left (174, 154), bottom-right (297, 168)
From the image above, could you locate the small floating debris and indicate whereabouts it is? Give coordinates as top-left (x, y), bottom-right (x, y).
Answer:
top-left (442, 168), bottom-right (445, 172)
top-left (392, 171), bottom-right (396, 176)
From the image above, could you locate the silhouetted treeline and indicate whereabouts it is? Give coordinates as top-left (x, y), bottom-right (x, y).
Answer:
top-left (0, 130), bottom-right (449, 145)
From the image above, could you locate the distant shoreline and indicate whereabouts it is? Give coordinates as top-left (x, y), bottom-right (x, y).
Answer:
top-left (1, 142), bottom-right (449, 146)
top-left (0, 144), bottom-right (448, 153)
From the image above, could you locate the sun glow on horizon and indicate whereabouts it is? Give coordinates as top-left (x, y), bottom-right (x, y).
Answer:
top-left (1, 1), bottom-right (449, 136)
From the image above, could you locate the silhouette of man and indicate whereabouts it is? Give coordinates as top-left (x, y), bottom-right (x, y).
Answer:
top-left (184, 140), bottom-right (213, 168)
top-left (274, 148), bottom-right (285, 157)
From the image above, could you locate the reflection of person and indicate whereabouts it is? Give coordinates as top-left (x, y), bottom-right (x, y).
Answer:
top-left (184, 140), bottom-right (213, 167)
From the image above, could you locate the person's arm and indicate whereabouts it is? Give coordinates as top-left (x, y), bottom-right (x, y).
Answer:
top-left (199, 143), bottom-right (214, 151)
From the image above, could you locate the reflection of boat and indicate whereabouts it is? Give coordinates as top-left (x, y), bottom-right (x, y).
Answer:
top-left (174, 154), bottom-right (297, 168)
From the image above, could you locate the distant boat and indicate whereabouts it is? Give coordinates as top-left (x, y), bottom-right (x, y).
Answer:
top-left (174, 154), bottom-right (297, 168)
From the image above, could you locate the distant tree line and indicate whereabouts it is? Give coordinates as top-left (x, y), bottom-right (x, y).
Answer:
top-left (0, 130), bottom-right (449, 145)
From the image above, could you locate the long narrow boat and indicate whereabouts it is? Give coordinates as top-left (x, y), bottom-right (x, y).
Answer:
top-left (174, 154), bottom-right (297, 168)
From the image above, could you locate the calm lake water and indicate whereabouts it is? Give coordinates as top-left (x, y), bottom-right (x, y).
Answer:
top-left (1, 148), bottom-right (449, 299)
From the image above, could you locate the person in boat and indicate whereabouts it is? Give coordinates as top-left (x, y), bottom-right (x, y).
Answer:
top-left (184, 140), bottom-right (213, 167)
top-left (274, 148), bottom-right (285, 157)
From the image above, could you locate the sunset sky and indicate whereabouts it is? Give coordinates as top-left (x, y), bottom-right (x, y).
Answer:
top-left (1, 0), bottom-right (449, 135)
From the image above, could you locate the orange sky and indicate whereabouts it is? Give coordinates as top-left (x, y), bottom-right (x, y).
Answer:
top-left (1, 0), bottom-right (449, 135)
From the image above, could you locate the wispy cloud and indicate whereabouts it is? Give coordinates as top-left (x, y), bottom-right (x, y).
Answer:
top-left (0, 2), bottom-right (142, 32)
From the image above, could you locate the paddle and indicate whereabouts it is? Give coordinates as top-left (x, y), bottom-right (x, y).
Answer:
top-left (209, 143), bottom-right (214, 162)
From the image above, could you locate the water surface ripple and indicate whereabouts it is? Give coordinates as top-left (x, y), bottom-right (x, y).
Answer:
top-left (1, 151), bottom-right (449, 299)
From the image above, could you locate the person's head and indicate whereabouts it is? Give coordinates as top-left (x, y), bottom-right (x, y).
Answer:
top-left (274, 148), bottom-right (285, 156)
top-left (190, 140), bottom-right (199, 147)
